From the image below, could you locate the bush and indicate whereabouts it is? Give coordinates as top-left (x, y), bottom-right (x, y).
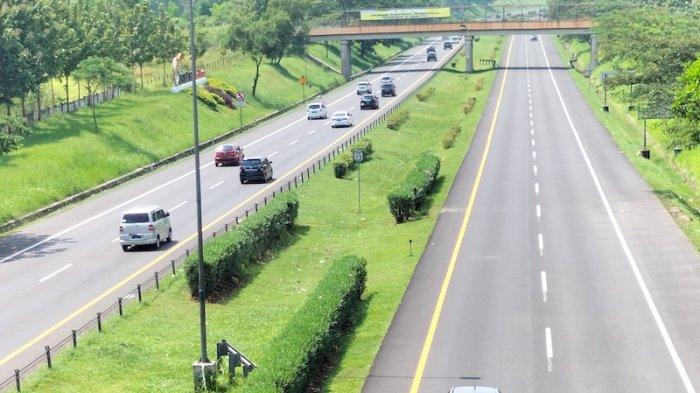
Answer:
top-left (475, 77), bottom-right (485, 91)
top-left (205, 86), bottom-right (226, 106)
top-left (208, 77), bottom-right (237, 97)
top-left (462, 97), bottom-right (476, 115)
top-left (387, 109), bottom-right (410, 130)
top-left (416, 87), bottom-right (436, 102)
top-left (442, 132), bottom-right (457, 149)
top-left (333, 151), bottom-right (355, 178)
top-left (240, 255), bottom-right (367, 393)
top-left (184, 192), bottom-right (299, 298)
top-left (186, 87), bottom-right (219, 109)
top-left (0, 116), bottom-right (31, 155)
top-left (351, 138), bottom-right (373, 157)
top-left (387, 152), bottom-right (441, 223)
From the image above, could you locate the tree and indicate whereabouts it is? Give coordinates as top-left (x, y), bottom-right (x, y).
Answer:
top-left (673, 59), bottom-right (700, 123)
top-left (225, 14), bottom-right (277, 97)
top-left (122, 0), bottom-right (159, 90)
top-left (72, 57), bottom-right (131, 131)
top-left (0, 24), bottom-right (31, 117)
top-left (0, 115), bottom-right (31, 155)
top-left (157, 3), bottom-right (185, 86)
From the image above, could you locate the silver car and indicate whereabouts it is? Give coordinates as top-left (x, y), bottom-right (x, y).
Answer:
top-left (119, 206), bottom-right (172, 251)
top-left (331, 110), bottom-right (353, 128)
top-left (356, 81), bottom-right (372, 95)
top-left (450, 386), bottom-right (500, 393)
top-left (307, 102), bottom-right (327, 119)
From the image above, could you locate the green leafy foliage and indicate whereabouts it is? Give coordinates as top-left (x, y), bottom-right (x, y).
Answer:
top-left (186, 86), bottom-right (220, 109)
top-left (387, 108), bottom-right (410, 130)
top-left (462, 97), bottom-right (476, 115)
top-left (0, 115), bottom-right (30, 155)
top-left (416, 86), bottom-right (435, 102)
top-left (208, 77), bottom-right (238, 97)
top-left (387, 152), bottom-right (441, 223)
top-left (351, 138), bottom-right (373, 157)
top-left (184, 192), bottom-right (299, 299)
top-left (72, 56), bottom-right (131, 130)
top-left (239, 255), bottom-right (367, 393)
top-left (333, 151), bottom-right (355, 178)
top-left (442, 124), bottom-right (462, 150)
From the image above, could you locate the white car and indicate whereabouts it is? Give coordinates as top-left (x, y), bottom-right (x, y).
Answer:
top-left (307, 102), bottom-right (327, 119)
top-left (119, 206), bottom-right (172, 251)
top-left (379, 76), bottom-right (393, 85)
top-left (331, 111), bottom-right (353, 128)
top-left (356, 81), bottom-right (372, 95)
top-left (450, 35), bottom-right (461, 44)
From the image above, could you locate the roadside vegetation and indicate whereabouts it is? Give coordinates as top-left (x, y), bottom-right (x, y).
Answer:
top-left (21, 35), bottom-right (503, 392)
top-left (551, 0), bottom-right (700, 247)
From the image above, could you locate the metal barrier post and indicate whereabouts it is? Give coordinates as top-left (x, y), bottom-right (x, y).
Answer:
top-left (118, 297), bottom-right (123, 316)
top-left (97, 313), bottom-right (102, 332)
top-left (137, 284), bottom-right (142, 302)
top-left (72, 330), bottom-right (77, 348)
top-left (14, 369), bottom-right (20, 392)
top-left (155, 272), bottom-right (160, 290)
top-left (45, 346), bottom-right (52, 369)
top-left (171, 260), bottom-right (176, 276)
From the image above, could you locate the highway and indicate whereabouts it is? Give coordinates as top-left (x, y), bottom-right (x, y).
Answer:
top-left (363, 35), bottom-right (700, 393)
top-left (0, 38), bottom-right (457, 379)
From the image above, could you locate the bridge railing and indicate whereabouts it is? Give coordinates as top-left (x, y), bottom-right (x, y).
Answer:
top-left (311, 3), bottom-right (598, 29)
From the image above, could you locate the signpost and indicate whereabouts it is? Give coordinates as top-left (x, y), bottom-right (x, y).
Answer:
top-left (235, 90), bottom-right (246, 129)
top-left (354, 149), bottom-right (364, 214)
top-left (299, 75), bottom-right (308, 100)
top-left (360, 7), bottom-right (451, 21)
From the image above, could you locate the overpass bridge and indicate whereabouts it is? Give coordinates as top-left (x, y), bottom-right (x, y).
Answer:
top-left (309, 4), bottom-right (596, 80)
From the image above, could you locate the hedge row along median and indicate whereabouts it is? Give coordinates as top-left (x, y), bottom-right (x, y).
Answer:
top-left (184, 192), bottom-right (299, 299)
top-left (387, 152), bottom-right (441, 223)
top-left (239, 255), bottom-right (367, 393)
top-left (333, 138), bottom-right (373, 178)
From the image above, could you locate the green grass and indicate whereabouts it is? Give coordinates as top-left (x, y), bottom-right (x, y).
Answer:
top-left (0, 40), bottom-right (414, 228)
top-left (21, 35), bottom-right (502, 392)
top-left (553, 37), bottom-right (700, 249)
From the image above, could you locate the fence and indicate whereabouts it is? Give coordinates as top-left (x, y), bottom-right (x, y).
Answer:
top-left (0, 39), bottom-right (460, 393)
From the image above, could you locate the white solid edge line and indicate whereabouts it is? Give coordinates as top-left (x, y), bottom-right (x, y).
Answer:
top-left (208, 181), bottom-right (224, 190)
top-left (169, 201), bottom-right (187, 211)
top-left (39, 264), bottom-right (73, 283)
top-left (1, 40), bottom-right (442, 264)
top-left (538, 37), bottom-right (697, 393)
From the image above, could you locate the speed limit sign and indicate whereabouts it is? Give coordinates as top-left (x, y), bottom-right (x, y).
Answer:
top-left (235, 91), bottom-right (246, 101)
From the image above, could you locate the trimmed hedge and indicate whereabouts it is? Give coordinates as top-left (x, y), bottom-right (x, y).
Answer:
top-left (351, 138), bottom-right (373, 157)
top-left (184, 192), bottom-right (299, 298)
top-left (387, 152), bottom-right (441, 223)
top-left (208, 77), bottom-right (237, 97)
top-left (387, 109), bottom-right (410, 130)
top-left (186, 87), bottom-right (219, 109)
top-left (333, 151), bottom-right (354, 178)
top-left (240, 255), bottom-right (367, 393)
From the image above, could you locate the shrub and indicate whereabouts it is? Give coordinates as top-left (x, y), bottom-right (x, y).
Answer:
top-left (442, 132), bottom-right (457, 149)
top-left (416, 87), bottom-right (436, 102)
top-left (475, 77), bottom-right (485, 91)
top-left (205, 85), bottom-right (234, 109)
top-left (184, 192), bottom-right (299, 298)
top-left (351, 138), bottom-right (373, 157)
top-left (462, 97), bottom-right (476, 115)
top-left (186, 87), bottom-right (219, 109)
top-left (333, 151), bottom-right (355, 178)
top-left (387, 152), bottom-right (441, 223)
top-left (387, 109), bottom-right (410, 130)
top-left (240, 255), bottom-right (367, 393)
top-left (449, 124), bottom-right (462, 135)
top-left (208, 77), bottom-right (237, 97)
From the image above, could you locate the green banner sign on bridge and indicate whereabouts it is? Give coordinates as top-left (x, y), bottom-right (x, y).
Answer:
top-left (360, 7), bottom-right (451, 21)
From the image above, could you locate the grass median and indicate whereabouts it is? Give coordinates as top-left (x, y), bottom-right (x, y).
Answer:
top-left (553, 37), bottom-right (700, 249)
top-left (0, 40), bottom-right (413, 229)
top-left (21, 35), bottom-right (502, 392)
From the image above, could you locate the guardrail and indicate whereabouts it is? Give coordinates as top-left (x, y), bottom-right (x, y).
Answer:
top-left (0, 39), bottom-right (469, 392)
top-left (216, 340), bottom-right (255, 381)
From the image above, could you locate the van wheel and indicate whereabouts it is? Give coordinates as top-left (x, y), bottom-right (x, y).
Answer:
top-left (121, 245), bottom-right (129, 252)
top-left (166, 229), bottom-right (172, 243)
top-left (154, 236), bottom-right (161, 250)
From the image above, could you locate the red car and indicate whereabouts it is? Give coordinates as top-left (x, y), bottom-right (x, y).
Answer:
top-left (214, 144), bottom-right (244, 166)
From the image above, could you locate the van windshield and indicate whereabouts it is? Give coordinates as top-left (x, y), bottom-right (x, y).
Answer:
top-left (123, 213), bottom-right (150, 223)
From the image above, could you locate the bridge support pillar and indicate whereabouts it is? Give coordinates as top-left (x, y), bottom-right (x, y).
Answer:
top-left (340, 40), bottom-right (353, 81)
top-left (464, 36), bottom-right (474, 73)
top-left (589, 34), bottom-right (598, 73)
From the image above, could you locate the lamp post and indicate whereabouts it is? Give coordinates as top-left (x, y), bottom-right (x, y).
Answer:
top-left (188, 0), bottom-right (216, 389)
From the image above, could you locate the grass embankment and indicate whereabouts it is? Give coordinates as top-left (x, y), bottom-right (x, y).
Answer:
top-left (21, 35), bottom-right (502, 392)
top-left (0, 40), bottom-right (413, 228)
top-left (553, 37), bottom-right (700, 248)
top-left (307, 39), bottom-right (419, 75)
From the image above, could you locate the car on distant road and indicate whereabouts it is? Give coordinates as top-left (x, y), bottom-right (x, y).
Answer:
top-left (360, 94), bottom-right (379, 110)
top-left (119, 206), bottom-right (172, 251)
top-left (530, 35), bottom-right (538, 41)
top-left (450, 35), bottom-right (461, 44)
top-left (239, 157), bottom-right (273, 184)
top-left (443, 41), bottom-right (453, 50)
top-left (356, 81), bottom-right (372, 95)
top-left (381, 82), bottom-right (396, 97)
top-left (380, 75), bottom-right (393, 85)
top-left (427, 51), bottom-right (437, 62)
top-left (307, 102), bottom-right (327, 119)
top-left (331, 110), bottom-right (353, 128)
top-left (426, 45), bottom-right (436, 53)
top-left (214, 144), bottom-right (244, 166)
top-left (449, 386), bottom-right (500, 393)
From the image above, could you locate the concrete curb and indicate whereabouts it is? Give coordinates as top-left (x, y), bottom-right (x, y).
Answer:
top-left (0, 43), bottom-right (419, 234)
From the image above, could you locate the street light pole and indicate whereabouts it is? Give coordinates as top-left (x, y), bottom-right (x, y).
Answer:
top-left (188, 0), bottom-right (216, 390)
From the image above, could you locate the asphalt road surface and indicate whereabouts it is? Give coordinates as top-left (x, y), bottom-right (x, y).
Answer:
top-left (0, 38), bottom-right (458, 379)
top-left (363, 35), bottom-right (700, 393)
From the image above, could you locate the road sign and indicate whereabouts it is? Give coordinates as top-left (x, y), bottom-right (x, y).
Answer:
top-left (353, 149), bottom-right (364, 163)
top-left (299, 75), bottom-right (308, 86)
top-left (235, 91), bottom-right (246, 101)
top-left (234, 101), bottom-right (246, 108)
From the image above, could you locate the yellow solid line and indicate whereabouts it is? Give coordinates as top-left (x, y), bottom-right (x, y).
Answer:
top-left (0, 55), bottom-right (448, 368)
top-left (408, 36), bottom-right (515, 393)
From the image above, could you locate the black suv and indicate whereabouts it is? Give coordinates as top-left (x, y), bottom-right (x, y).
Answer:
top-left (360, 94), bottom-right (379, 110)
top-left (240, 157), bottom-right (273, 184)
top-left (427, 51), bottom-right (437, 62)
top-left (381, 82), bottom-right (396, 97)
top-left (443, 41), bottom-right (453, 50)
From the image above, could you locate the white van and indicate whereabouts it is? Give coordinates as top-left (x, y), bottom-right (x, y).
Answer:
top-left (307, 102), bottom-right (327, 119)
top-left (119, 206), bottom-right (172, 251)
